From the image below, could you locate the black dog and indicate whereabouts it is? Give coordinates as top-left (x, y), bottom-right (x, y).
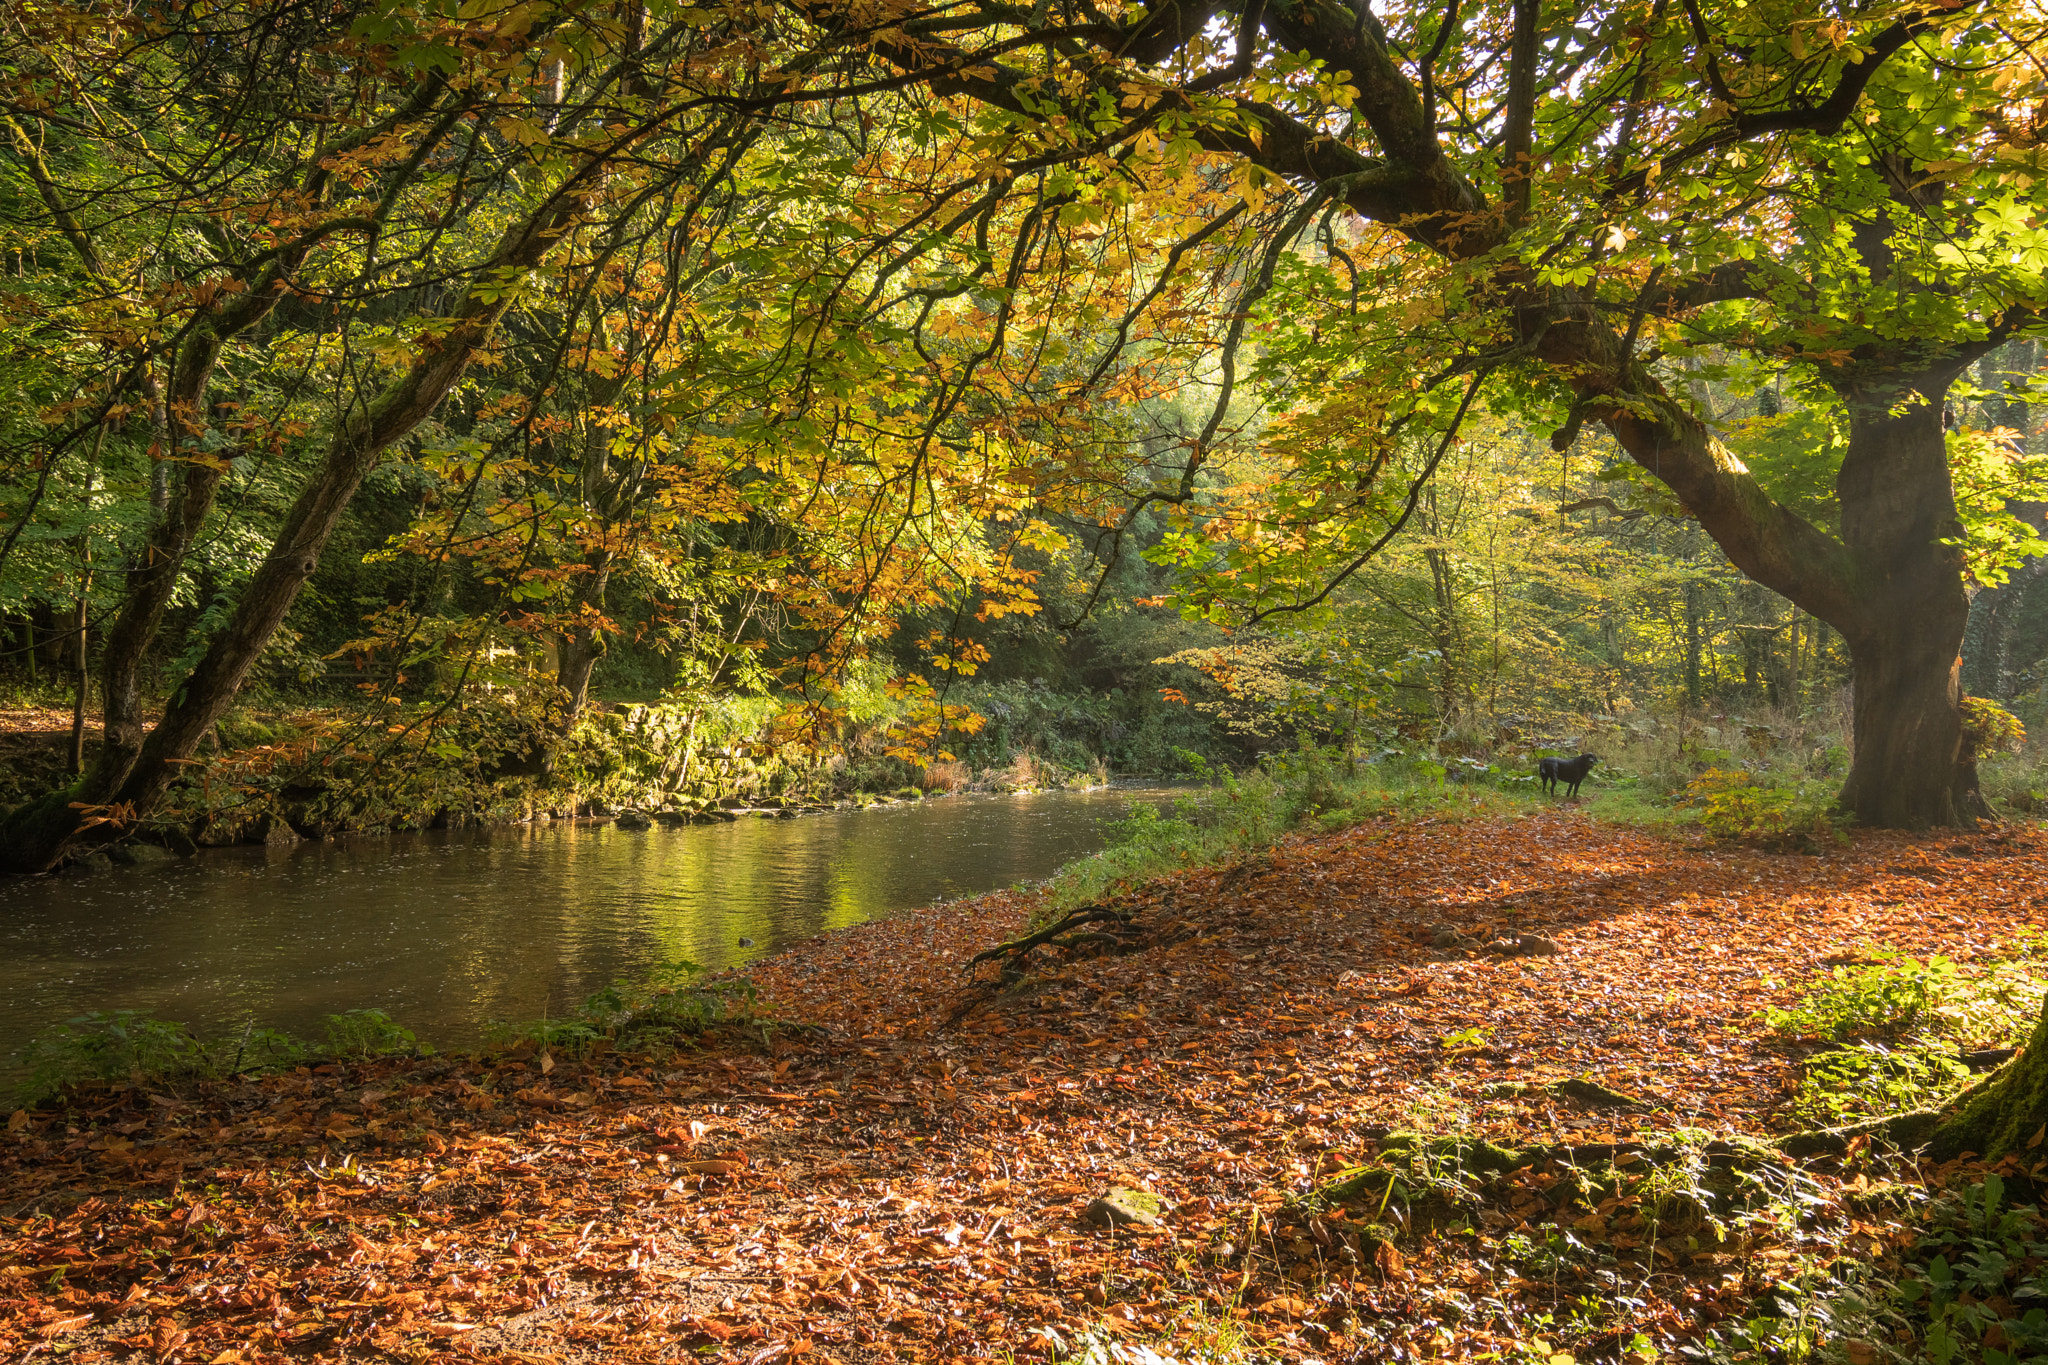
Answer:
top-left (1537, 753), bottom-right (1599, 797)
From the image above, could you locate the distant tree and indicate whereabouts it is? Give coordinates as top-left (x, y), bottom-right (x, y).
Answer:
top-left (783, 0), bottom-right (2048, 828)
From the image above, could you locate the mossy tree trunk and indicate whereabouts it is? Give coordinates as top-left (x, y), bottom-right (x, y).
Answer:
top-left (1931, 995), bottom-right (2048, 1161)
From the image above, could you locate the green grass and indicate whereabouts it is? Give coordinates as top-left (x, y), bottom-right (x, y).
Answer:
top-left (9, 959), bottom-right (776, 1107)
top-left (13, 1007), bottom-right (419, 1104)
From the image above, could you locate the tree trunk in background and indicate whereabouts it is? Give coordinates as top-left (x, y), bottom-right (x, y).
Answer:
top-left (1961, 502), bottom-right (2048, 698)
top-left (67, 596), bottom-right (87, 776)
top-left (1833, 383), bottom-right (1978, 828)
top-left (554, 555), bottom-right (613, 729)
top-left (1684, 579), bottom-right (1703, 705)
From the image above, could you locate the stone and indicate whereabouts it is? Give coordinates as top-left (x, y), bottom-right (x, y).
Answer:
top-left (244, 813), bottom-right (299, 847)
top-left (1083, 1187), bottom-right (1171, 1228)
top-left (149, 825), bottom-right (199, 857)
top-left (1551, 1077), bottom-right (1645, 1110)
top-left (615, 810), bottom-right (654, 830)
top-left (283, 803), bottom-right (338, 838)
top-left (1482, 933), bottom-right (1559, 957)
top-left (107, 842), bottom-right (179, 867)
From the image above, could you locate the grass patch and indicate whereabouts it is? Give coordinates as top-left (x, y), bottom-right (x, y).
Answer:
top-left (1038, 743), bottom-right (1576, 917)
top-left (11, 959), bottom-right (776, 1107)
top-left (16, 1007), bottom-right (420, 1103)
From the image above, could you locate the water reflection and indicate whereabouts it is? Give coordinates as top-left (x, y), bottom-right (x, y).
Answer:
top-left (0, 787), bottom-right (1169, 1062)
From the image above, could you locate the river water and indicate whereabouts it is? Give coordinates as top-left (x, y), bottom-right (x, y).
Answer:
top-left (0, 786), bottom-right (1168, 1064)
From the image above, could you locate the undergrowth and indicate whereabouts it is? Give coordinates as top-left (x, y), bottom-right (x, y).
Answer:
top-left (1765, 948), bottom-right (2048, 1128)
top-left (1793, 1172), bottom-right (2048, 1365)
top-left (1037, 743), bottom-right (1512, 915)
top-left (11, 959), bottom-right (773, 1107)
top-left (17, 1007), bottom-right (425, 1103)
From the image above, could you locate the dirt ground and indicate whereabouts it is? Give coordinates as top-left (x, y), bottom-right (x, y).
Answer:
top-left (3, 810), bottom-right (2046, 1363)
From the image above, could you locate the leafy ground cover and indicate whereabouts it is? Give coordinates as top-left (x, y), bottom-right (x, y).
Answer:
top-left (4, 811), bottom-right (2048, 1365)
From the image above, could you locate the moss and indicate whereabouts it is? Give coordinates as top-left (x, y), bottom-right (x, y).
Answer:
top-left (1932, 1012), bottom-right (2047, 1160)
top-left (1318, 1165), bottom-right (1409, 1205)
top-left (1378, 1133), bottom-right (1524, 1174)
top-left (1084, 1187), bottom-right (1170, 1227)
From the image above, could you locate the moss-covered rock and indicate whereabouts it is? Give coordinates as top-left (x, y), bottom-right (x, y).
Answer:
top-left (1083, 1187), bottom-right (1171, 1227)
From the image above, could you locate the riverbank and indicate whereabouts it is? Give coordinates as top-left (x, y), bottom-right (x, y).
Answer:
top-left (0, 694), bottom-right (1130, 872)
top-left (5, 810), bottom-right (2046, 1363)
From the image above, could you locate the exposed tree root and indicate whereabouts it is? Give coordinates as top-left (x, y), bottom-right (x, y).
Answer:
top-left (964, 904), bottom-right (1144, 975)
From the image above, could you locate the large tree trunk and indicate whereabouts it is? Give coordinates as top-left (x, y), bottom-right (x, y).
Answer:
top-left (1543, 319), bottom-right (1981, 826)
top-left (1833, 388), bottom-right (1977, 828)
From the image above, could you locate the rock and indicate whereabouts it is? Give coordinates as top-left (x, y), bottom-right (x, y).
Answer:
top-left (107, 841), bottom-right (179, 867)
top-left (615, 810), bottom-right (654, 831)
top-left (1551, 1077), bottom-right (1645, 1110)
top-left (244, 813), bottom-right (299, 847)
top-left (283, 803), bottom-right (338, 838)
top-left (1083, 1187), bottom-right (1171, 1228)
top-left (1483, 933), bottom-right (1559, 957)
top-left (149, 825), bottom-right (199, 857)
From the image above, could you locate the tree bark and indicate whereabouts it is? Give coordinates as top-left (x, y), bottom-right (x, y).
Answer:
top-left (555, 559), bottom-right (613, 727)
top-left (1833, 383), bottom-right (1976, 828)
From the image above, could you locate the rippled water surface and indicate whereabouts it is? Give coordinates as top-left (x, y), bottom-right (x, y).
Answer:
top-left (0, 787), bottom-right (1169, 1060)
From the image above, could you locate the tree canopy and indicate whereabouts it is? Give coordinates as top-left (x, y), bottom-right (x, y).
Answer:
top-left (5, 0), bottom-right (2048, 870)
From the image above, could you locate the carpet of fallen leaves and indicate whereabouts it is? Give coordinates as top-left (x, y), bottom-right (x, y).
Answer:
top-left (6, 810), bottom-right (2048, 1365)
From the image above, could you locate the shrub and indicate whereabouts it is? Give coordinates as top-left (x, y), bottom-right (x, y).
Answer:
top-left (1684, 767), bottom-right (1842, 848)
top-left (1791, 1042), bottom-right (1972, 1129)
top-left (1962, 696), bottom-right (2028, 754)
top-left (1895, 1175), bottom-right (2048, 1365)
top-left (1767, 949), bottom-right (2047, 1126)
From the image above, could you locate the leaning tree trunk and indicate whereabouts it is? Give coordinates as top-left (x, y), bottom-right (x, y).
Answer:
top-left (1832, 383), bottom-right (1978, 829)
top-left (0, 196), bottom-right (585, 874)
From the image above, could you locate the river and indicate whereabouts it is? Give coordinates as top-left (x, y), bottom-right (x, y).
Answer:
top-left (0, 786), bottom-right (1170, 1064)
